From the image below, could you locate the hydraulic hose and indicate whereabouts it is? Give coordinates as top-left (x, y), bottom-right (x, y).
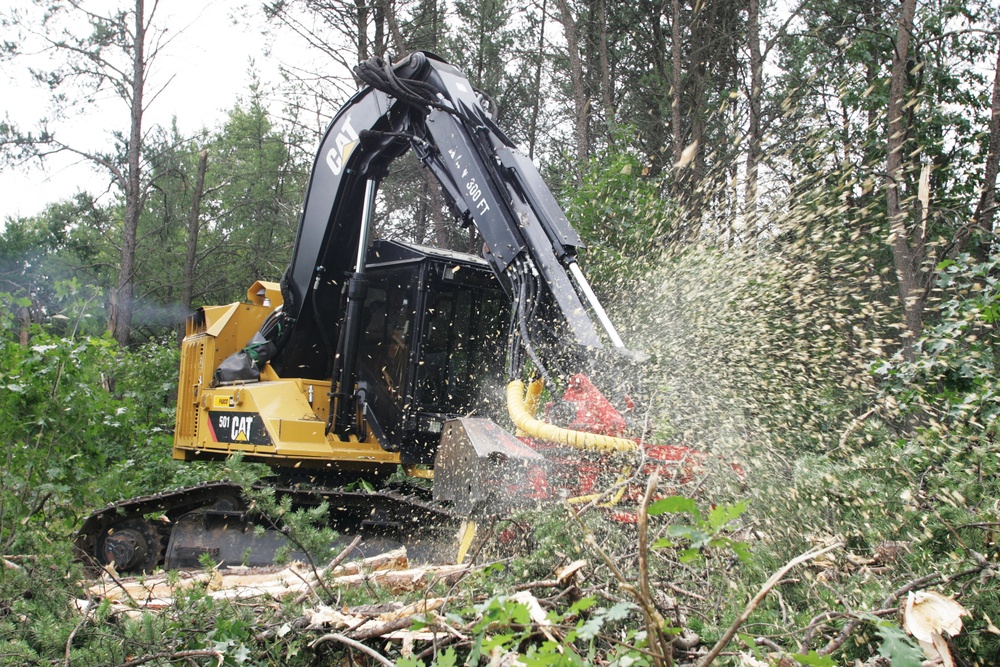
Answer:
top-left (514, 377), bottom-right (544, 438)
top-left (506, 380), bottom-right (639, 454)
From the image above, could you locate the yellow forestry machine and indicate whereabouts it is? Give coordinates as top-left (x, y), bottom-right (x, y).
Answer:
top-left (74, 53), bottom-right (693, 573)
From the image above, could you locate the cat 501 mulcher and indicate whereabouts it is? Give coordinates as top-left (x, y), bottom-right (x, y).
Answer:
top-left (75, 52), bottom-right (688, 574)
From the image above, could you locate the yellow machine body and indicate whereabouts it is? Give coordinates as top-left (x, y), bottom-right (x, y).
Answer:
top-left (172, 281), bottom-right (403, 473)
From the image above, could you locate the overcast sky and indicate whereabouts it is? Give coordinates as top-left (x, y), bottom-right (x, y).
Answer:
top-left (0, 1), bottom-right (293, 222)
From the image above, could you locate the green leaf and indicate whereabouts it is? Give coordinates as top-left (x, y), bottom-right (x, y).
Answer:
top-left (435, 647), bottom-right (458, 667)
top-left (482, 634), bottom-right (516, 653)
top-left (707, 501), bottom-right (747, 530)
top-left (790, 650), bottom-right (836, 666)
top-left (576, 614), bottom-right (604, 640)
top-left (568, 596), bottom-right (599, 614)
top-left (678, 548), bottom-right (702, 563)
top-left (731, 541), bottom-right (753, 562)
top-left (737, 633), bottom-right (764, 660)
top-left (605, 602), bottom-right (637, 621)
top-left (231, 643), bottom-right (250, 664)
top-left (647, 496), bottom-right (700, 519)
top-left (396, 656), bottom-right (426, 667)
top-left (667, 524), bottom-right (711, 546)
top-left (507, 601), bottom-right (532, 626)
top-left (874, 620), bottom-right (925, 667)
top-left (482, 562), bottom-right (506, 576)
top-left (465, 632), bottom-right (484, 666)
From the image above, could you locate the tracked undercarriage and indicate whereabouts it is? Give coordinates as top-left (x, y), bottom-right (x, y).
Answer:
top-left (75, 480), bottom-right (466, 572)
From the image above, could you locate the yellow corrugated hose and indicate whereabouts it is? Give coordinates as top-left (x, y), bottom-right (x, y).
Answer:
top-left (506, 380), bottom-right (639, 453)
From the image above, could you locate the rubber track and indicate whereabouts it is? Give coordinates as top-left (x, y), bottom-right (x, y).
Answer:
top-left (74, 480), bottom-right (463, 569)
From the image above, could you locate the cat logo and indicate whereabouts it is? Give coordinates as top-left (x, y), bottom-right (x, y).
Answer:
top-left (230, 415), bottom-right (253, 442)
top-left (208, 411), bottom-right (271, 446)
top-left (326, 118), bottom-right (359, 176)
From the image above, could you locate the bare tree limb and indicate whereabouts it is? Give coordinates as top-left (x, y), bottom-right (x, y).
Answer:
top-left (696, 541), bottom-right (844, 667)
top-left (309, 633), bottom-right (394, 667)
top-left (118, 649), bottom-right (223, 667)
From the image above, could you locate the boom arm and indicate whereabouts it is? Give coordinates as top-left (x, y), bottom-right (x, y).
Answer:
top-left (269, 53), bottom-right (624, 430)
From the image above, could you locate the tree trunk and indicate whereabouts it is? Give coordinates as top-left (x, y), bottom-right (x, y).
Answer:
top-left (112, 0), bottom-right (146, 348)
top-left (885, 0), bottom-right (920, 360)
top-left (745, 0), bottom-right (762, 220)
top-left (356, 0), bottom-right (369, 61)
top-left (181, 149), bottom-right (209, 323)
top-left (670, 0), bottom-right (683, 165)
top-left (475, 0), bottom-right (486, 83)
top-left (374, 1), bottom-right (385, 58)
top-left (381, 0), bottom-right (406, 55)
top-left (974, 36), bottom-right (1000, 237)
top-left (415, 174), bottom-right (430, 245)
top-left (18, 305), bottom-right (30, 346)
top-left (554, 0), bottom-right (589, 174)
top-left (528, 0), bottom-right (547, 160)
top-left (597, 0), bottom-right (614, 131)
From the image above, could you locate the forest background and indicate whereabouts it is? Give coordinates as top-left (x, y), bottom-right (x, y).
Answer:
top-left (1, 0), bottom-right (1000, 665)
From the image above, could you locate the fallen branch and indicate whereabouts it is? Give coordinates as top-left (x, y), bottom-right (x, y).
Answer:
top-left (118, 649), bottom-right (224, 667)
top-left (695, 541), bottom-right (844, 667)
top-left (799, 610), bottom-right (849, 652)
top-left (412, 635), bottom-right (466, 662)
top-left (65, 598), bottom-right (92, 667)
top-left (349, 615), bottom-right (424, 641)
top-left (2, 557), bottom-right (24, 572)
top-left (332, 563), bottom-right (469, 594)
top-left (513, 578), bottom-right (563, 591)
top-left (297, 598), bottom-right (461, 652)
top-left (88, 548), bottom-right (418, 605)
top-left (97, 564), bottom-right (140, 607)
top-left (818, 562), bottom-right (992, 656)
top-left (664, 582), bottom-right (707, 602)
top-left (293, 535), bottom-right (365, 605)
top-left (513, 562), bottom-right (585, 592)
top-left (310, 633), bottom-right (394, 667)
top-left (326, 535), bottom-right (364, 571)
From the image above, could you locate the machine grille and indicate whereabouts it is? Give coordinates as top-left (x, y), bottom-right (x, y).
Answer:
top-left (175, 336), bottom-right (206, 440)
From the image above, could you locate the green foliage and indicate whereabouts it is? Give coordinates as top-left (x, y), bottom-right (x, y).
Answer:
top-left (564, 142), bottom-right (668, 290)
top-left (1, 293), bottom-right (118, 551)
top-left (0, 281), bottom-right (211, 549)
top-left (1, 81), bottom-right (306, 345)
top-left (404, 593), bottom-right (649, 667)
top-left (200, 89), bottom-right (305, 301)
top-left (875, 253), bottom-right (1000, 436)
top-left (0, 289), bottom-right (270, 665)
top-left (648, 496), bottom-right (750, 563)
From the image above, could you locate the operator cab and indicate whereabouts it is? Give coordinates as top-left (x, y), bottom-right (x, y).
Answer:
top-left (358, 239), bottom-right (509, 464)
